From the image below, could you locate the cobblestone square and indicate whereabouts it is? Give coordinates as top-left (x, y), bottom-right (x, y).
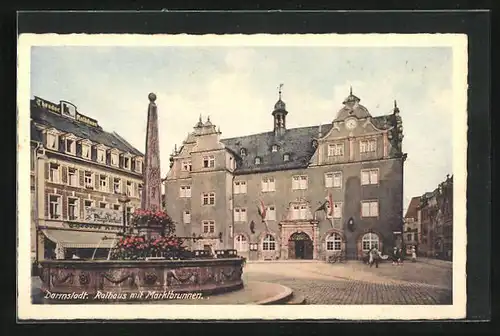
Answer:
top-left (243, 258), bottom-right (452, 305)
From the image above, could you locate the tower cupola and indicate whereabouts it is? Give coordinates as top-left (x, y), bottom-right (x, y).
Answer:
top-left (272, 83), bottom-right (288, 136)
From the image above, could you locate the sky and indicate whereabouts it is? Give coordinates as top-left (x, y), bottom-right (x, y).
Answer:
top-left (30, 45), bottom-right (454, 212)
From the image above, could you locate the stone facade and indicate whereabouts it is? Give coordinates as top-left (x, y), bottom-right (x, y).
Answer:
top-left (403, 196), bottom-right (421, 255)
top-left (164, 90), bottom-right (406, 260)
top-left (30, 97), bottom-right (144, 263)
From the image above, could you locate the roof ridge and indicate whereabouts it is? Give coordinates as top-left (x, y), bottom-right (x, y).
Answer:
top-left (220, 123), bottom-right (331, 142)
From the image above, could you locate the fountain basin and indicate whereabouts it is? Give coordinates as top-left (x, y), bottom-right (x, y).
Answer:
top-left (38, 258), bottom-right (245, 302)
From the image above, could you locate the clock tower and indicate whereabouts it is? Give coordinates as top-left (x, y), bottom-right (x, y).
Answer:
top-left (272, 84), bottom-right (288, 136)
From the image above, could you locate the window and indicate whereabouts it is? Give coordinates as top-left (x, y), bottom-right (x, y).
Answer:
top-left (234, 181), bottom-right (247, 194)
top-left (84, 200), bottom-right (93, 209)
top-left (110, 153), bottom-right (119, 167)
top-left (81, 144), bottom-right (91, 159)
top-left (126, 181), bottom-right (134, 197)
top-left (291, 204), bottom-right (308, 220)
top-left (202, 192), bottom-right (215, 206)
top-left (234, 234), bottom-right (248, 252)
top-left (361, 169), bottom-right (379, 185)
top-left (67, 198), bottom-right (79, 220)
top-left (113, 204), bottom-right (120, 210)
top-left (292, 175), bottom-right (308, 190)
top-left (255, 157), bottom-right (261, 165)
top-left (325, 172), bottom-right (342, 188)
top-left (49, 195), bottom-right (61, 219)
top-left (84, 171), bottom-right (93, 188)
top-left (49, 163), bottom-right (60, 183)
top-left (97, 149), bottom-right (106, 163)
top-left (283, 154), bottom-right (290, 162)
top-left (240, 148), bottom-right (246, 156)
top-left (183, 210), bottom-right (191, 224)
top-left (326, 233), bottom-right (342, 251)
top-left (179, 186), bottom-right (191, 198)
top-left (203, 155), bottom-right (215, 168)
top-left (182, 160), bottom-right (192, 172)
top-left (99, 175), bottom-right (108, 192)
top-left (262, 234), bottom-right (276, 251)
top-left (407, 233), bottom-right (412, 241)
top-left (328, 143), bottom-right (344, 157)
top-left (261, 177), bottom-right (275, 192)
top-left (361, 201), bottom-right (379, 217)
top-left (46, 133), bottom-right (58, 150)
top-left (266, 206), bottom-right (276, 221)
top-left (67, 168), bottom-right (78, 186)
top-left (138, 183), bottom-right (143, 198)
top-left (271, 145), bottom-right (278, 152)
top-left (126, 206), bottom-right (133, 222)
top-left (65, 138), bottom-right (76, 155)
top-left (113, 178), bottom-right (121, 194)
top-left (202, 220), bottom-right (215, 234)
top-left (234, 208), bottom-right (247, 222)
top-left (99, 202), bottom-right (108, 209)
top-left (327, 202), bottom-right (343, 219)
top-left (360, 139), bottom-right (377, 153)
top-left (362, 233), bottom-right (379, 251)
top-left (123, 156), bottom-right (131, 169)
top-left (135, 159), bottom-right (143, 172)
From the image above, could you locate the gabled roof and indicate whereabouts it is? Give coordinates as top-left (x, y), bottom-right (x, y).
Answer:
top-left (405, 196), bottom-right (421, 220)
top-left (221, 124), bottom-right (333, 174)
top-left (31, 101), bottom-right (143, 156)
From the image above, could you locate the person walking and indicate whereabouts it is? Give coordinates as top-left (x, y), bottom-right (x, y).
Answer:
top-left (411, 246), bottom-right (417, 263)
top-left (369, 247), bottom-right (380, 268)
top-left (392, 247), bottom-right (398, 265)
top-left (398, 248), bottom-right (404, 265)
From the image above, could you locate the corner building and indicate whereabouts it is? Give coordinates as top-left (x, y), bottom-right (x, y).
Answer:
top-left (30, 97), bottom-right (144, 262)
top-left (164, 90), bottom-right (406, 260)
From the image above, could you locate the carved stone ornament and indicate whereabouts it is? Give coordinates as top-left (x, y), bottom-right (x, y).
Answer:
top-left (79, 272), bottom-right (90, 285)
top-left (51, 271), bottom-right (74, 285)
top-left (144, 272), bottom-right (158, 285)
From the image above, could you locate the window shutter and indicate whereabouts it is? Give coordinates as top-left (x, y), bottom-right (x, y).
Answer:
top-left (79, 170), bottom-right (84, 186)
top-left (62, 195), bottom-right (67, 219)
top-left (94, 174), bottom-right (99, 189)
top-left (61, 166), bottom-right (68, 184)
top-left (109, 176), bottom-right (113, 192)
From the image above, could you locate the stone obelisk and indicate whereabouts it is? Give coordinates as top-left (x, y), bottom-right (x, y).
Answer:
top-left (139, 93), bottom-right (163, 238)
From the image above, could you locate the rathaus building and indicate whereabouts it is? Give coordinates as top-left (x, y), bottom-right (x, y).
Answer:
top-left (164, 88), bottom-right (406, 261)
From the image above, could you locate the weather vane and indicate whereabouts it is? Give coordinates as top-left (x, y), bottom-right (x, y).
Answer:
top-left (278, 83), bottom-right (284, 100)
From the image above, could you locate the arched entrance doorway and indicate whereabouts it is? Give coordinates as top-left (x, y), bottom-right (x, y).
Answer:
top-left (288, 231), bottom-right (313, 260)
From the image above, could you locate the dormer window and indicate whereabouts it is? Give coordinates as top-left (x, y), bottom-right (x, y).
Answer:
top-left (135, 158), bottom-right (143, 173)
top-left (283, 154), bottom-right (290, 162)
top-left (255, 157), bottom-right (261, 165)
top-left (97, 147), bottom-right (106, 164)
top-left (46, 132), bottom-right (58, 150)
top-left (109, 150), bottom-right (120, 167)
top-left (65, 137), bottom-right (76, 155)
top-left (271, 145), bottom-right (279, 152)
top-left (80, 140), bottom-right (92, 159)
top-left (240, 148), bottom-right (247, 157)
top-left (122, 155), bottom-right (131, 170)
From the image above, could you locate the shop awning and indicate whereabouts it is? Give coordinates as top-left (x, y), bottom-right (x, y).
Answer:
top-left (42, 229), bottom-right (119, 249)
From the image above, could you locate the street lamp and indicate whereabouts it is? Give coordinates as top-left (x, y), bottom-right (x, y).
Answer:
top-left (118, 193), bottom-right (131, 234)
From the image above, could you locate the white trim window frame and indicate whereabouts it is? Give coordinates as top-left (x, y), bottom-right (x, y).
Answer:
top-left (292, 175), bottom-right (308, 190)
top-left (234, 181), bottom-right (247, 194)
top-left (84, 171), bottom-right (93, 189)
top-left (362, 233), bottom-right (380, 251)
top-left (266, 205), bottom-right (276, 221)
top-left (135, 157), bottom-right (143, 173)
top-left (202, 192), bottom-right (216, 206)
top-left (48, 163), bottom-right (60, 184)
top-left (183, 210), bottom-right (191, 224)
top-left (122, 154), bottom-right (132, 170)
top-left (234, 208), bottom-right (247, 222)
top-left (361, 200), bottom-right (379, 218)
top-left (67, 197), bottom-right (80, 221)
top-left (110, 150), bottom-right (120, 167)
top-left (67, 167), bottom-right (78, 187)
top-left (328, 143), bottom-right (344, 157)
top-left (126, 181), bottom-right (134, 197)
top-left (360, 139), bottom-right (377, 153)
top-left (80, 140), bottom-right (92, 160)
top-left (325, 171), bottom-right (342, 188)
top-left (48, 194), bottom-right (62, 219)
top-left (96, 146), bottom-right (107, 164)
top-left (261, 177), bottom-right (275, 192)
top-left (99, 174), bottom-right (108, 192)
top-left (361, 168), bottom-right (379, 185)
top-left (45, 130), bottom-right (59, 150)
top-left (203, 155), bottom-right (215, 168)
top-left (113, 177), bottom-right (122, 194)
top-left (202, 220), bottom-right (215, 234)
top-left (326, 202), bottom-right (343, 219)
top-left (64, 134), bottom-right (77, 155)
top-left (179, 185), bottom-right (191, 198)
top-left (326, 233), bottom-right (342, 251)
top-left (262, 234), bottom-right (276, 251)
